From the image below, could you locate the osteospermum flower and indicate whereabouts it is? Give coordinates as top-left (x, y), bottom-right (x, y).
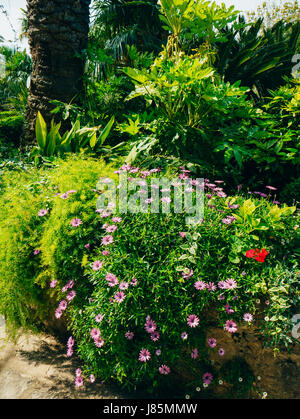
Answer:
top-left (38, 209), bottom-right (48, 217)
top-left (95, 314), bottom-right (104, 323)
top-left (90, 328), bottom-right (101, 340)
top-left (105, 273), bottom-right (119, 287)
top-left (67, 336), bottom-right (74, 348)
top-left (66, 290), bottom-right (76, 301)
top-left (145, 319), bottom-right (157, 334)
top-left (187, 314), bottom-right (199, 328)
top-left (92, 260), bottom-right (103, 271)
top-left (75, 376), bottom-right (84, 388)
top-left (119, 282), bottom-right (129, 290)
top-left (194, 281), bottom-right (207, 290)
top-left (225, 278), bottom-right (237, 289)
top-left (130, 278), bottom-right (138, 286)
top-left (105, 225), bottom-right (117, 233)
top-left (156, 349), bottom-right (161, 356)
top-left (102, 235), bottom-right (114, 246)
top-left (218, 348), bottom-right (225, 356)
top-left (159, 365), bottom-right (171, 375)
top-left (50, 280), bottom-right (57, 288)
top-left (71, 218), bottom-right (82, 227)
top-left (94, 337), bottom-right (105, 348)
top-left (218, 281), bottom-right (227, 289)
top-left (208, 338), bottom-right (217, 348)
top-left (99, 211), bottom-right (111, 218)
top-left (181, 332), bottom-right (188, 340)
top-left (243, 313), bottom-right (253, 323)
top-left (75, 368), bottom-right (82, 377)
top-left (66, 347), bottom-right (73, 357)
top-left (55, 308), bottom-right (63, 319)
top-left (179, 232), bottom-right (187, 238)
top-left (150, 331), bottom-right (160, 342)
top-left (206, 282), bottom-right (217, 292)
top-left (33, 249), bottom-right (41, 255)
top-left (114, 291), bottom-right (126, 303)
top-left (125, 331), bottom-right (134, 340)
top-left (102, 250), bottom-right (110, 256)
top-left (139, 348), bottom-right (151, 362)
top-left (202, 372), bottom-right (213, 385)
top-left (161, 196), bottom-right (172, 203)
top-left (58, 300), bottom-right (67, 311)
top-left (191, 348), bottom-right (198, 359)
top-left (90, 374), bottom-right (96, 383)
top-left (112, 217), bottom-right (122, 223)
top-left (225, 320), bottom-right (238, 334)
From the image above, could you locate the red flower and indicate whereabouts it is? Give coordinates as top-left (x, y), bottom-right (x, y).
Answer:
top-left (245, 248), bottom-right (269, 263)
top-left (255, 248), bottom-right (269, 263)
top-left (245, 249), bottom-right (257, 258)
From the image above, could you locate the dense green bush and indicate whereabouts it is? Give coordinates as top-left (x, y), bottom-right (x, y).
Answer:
top-left (0, 155), bottom-right (116, 336)
top-left (48, 165), bottom-right (297, 391)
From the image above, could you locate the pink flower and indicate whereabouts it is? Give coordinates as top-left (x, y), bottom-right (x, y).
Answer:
top-left (150, 331), bottom-right (160, 342)
top-left (90, 374), bottom-right (96, 383)
top-left (225, 304), bottom-right (234, 314)
top-left (114, 291), bottom-right (126, 303)
top-left (99, 211), bottom-right (111, 218)
top-left (179, 232), bottom-right (187, 238)
top-left (224, 320), bottom-right (238, 334)
top-left (94, 337), bottom-right (105, 348)
top-left (71, 218), bottom-right (82, 227)
top-left (161, 197), bottom-right (172, 203)
top-left (105, 273), bottom-right (119, 287)
top-left (208, 337), bottom-right (217, 348)
top-left (156, 349), bottom-right (161, 356)
top-left (159, 365), bottom-right (171, 375)
top-left (130, 277), bottom-right (138, 286)
top-left (202, 372), bottom-right (213, 385)
top-left (206, 282), bottom-right (217, 292)
top-left (106, 225), bottom-right (117, 233)
top-left (58, 300), bottom-right (67, 311)
top-left (66, 348), bottom-right (73, 357)
top-left (76, 368), bottom-right (82, 377)
top-left (38, 209), bottom-right (48, 217)
top-left (243, 313), bottom-right (253, 323)
top-left (102, 235), bottom-right (114, 246)
top-left (125, 331), bottom-right (134, 340)
top-left (102, 250), bottom-right (110, 256)
top-left (66, 290), bottom-right (76, 301)
top-left (194, 281), bottom-right (207, 290)
top-left (218, 281), bottom-right (227, 289)
top-left (187, 314), bottom-right (199, 328)
top-left (90, 328), bottom-right (101, 339)
top-left (55, 308), bottom-right (63, 319)
top-left (139, 348), bottom-right (151, 362)
top-left (181, 332), bottom-right (188, 340)
top-left (33, 249), bottom-right (41, 255)
top-left (218, 348), bottom-right (225, 356)
top-left (95, 314), bottom-right (104, 323)
top-left (50, 280), bottom-right (57, 288)
top-left (67, 337), bottom-right (74, 348)
top-left (75, 376), bottom-right (84, 388)
top-left (266, 185), bottom-right (277, 191)
top-left (191, 348), bottom-right (198, 359)
top-left (84, 243), bottom-right (90, 249)
top-left (119, 282), bottom-right (129, 290)
top-left (145, 319), bottom-right (157, 334)
top-left (225, 278), bottom-right (237, 289)
top-left (92, 260), bottom-right (103, 271)
top-left (112, 217), bottom-right (122, 223)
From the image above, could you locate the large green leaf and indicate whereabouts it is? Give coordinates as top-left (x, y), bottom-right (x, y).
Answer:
top-left (35, 111), bottom-right (47, 151)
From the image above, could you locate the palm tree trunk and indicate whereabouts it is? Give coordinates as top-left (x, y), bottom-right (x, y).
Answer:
top-left (25, 0), bottom-right (91, 140)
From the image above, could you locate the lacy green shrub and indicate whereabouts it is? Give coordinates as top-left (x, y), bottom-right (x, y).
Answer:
top-left (48, 165), bottom-right (299, 392)
top-left (0, 166), bottom-right (52, 335)
top-left (0, 155), bottom-right (117, 336)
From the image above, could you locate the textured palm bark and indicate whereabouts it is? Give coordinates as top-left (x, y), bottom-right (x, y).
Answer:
top-left (25, 0), bottom-right (91, 141)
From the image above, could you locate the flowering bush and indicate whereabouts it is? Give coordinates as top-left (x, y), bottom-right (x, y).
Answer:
top-left (0, 159), bottom-right (298, 392)
top-left (50, 165), bottom-right (298, 391)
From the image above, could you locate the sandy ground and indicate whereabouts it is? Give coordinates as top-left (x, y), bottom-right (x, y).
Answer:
top-left (0, 318), bottom-right (131, 399)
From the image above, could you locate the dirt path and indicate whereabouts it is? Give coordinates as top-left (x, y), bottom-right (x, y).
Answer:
top-left (0, 319), bottom-right (130, 399)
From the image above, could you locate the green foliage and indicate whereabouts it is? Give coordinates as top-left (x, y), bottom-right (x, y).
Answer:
top-left (0, 155), bottom-right (117, 337)
top-left (31, 112), bottom-right (115, 163)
